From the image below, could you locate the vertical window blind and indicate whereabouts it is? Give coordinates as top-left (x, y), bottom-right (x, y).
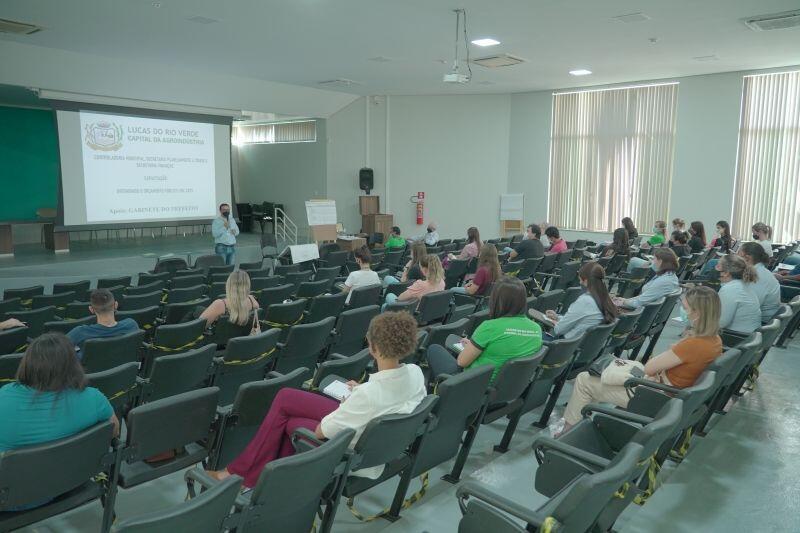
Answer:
top-left (232, 120), bottom-right (317, 145)
top-left (732, 70), bottom-right (800, 243)
top-left (548, 83), bottom-right (679, 233)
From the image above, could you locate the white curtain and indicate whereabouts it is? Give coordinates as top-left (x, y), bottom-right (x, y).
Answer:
top-left (732, 71), bottom-right (800, 243)
top-left (548, 83), bottom-right (679, 233)
top-left (232, 120), bottom-right (316, 145)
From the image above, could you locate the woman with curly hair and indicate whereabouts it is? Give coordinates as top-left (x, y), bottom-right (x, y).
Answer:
top-left (208, 312), bottom-right (426, 487)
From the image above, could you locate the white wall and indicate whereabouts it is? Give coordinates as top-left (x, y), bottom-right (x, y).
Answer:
top-left (326, 99), bottom-right (369, 234)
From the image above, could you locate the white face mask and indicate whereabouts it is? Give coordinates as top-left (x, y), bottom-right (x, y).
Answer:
top-left (717, 228), bottom-right (725, 236)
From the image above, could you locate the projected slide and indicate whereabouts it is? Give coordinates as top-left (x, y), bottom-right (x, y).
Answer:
top-left (79, 111), bottom-right (216, 222)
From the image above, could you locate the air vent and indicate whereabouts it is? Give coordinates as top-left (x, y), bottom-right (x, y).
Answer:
top-left (0, 18), bottom-right (42, 35)
top-left (613, 12), bottom-right (651, 23)
top-left (744, 10), bottom-right (800, 31)
top-left (368, 56), bottom-right (392, 63)
top-left (318, 79), bottom-right (361, 88)
top-left (186, 16), bottom-right (219, 25)
top-left (471, 54), bottom-right (525, 69)
top-left (693, 54), bottom-right (720, 62)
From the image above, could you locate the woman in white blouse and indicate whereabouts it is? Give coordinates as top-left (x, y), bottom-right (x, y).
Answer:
top-left (751, 222), bottom-right (774, 257)
top-left (715, 254), bottom-right (762, 334)
top-left (738, 242), bottom-right (781, 323)
top-left (542, 262), bottom-right (618, 340)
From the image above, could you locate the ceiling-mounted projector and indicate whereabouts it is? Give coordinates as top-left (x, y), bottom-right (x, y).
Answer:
top-left (443, 73), bottom-right (470, 84)
top-left (442, 9), bottom-right (472, 85)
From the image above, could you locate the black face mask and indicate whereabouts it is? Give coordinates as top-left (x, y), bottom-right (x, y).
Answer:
top-left (222, 211), bottom-right (230, 218)
top-left (752, 233), bottom-right (759, 240)
top-left (427, 228), bottom-right (433, 233)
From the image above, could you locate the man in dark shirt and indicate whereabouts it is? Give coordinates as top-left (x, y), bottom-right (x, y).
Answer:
top-left (508, 224), bottom-right (545, 261)
top-left (67, 289), bottom-right (139, 359)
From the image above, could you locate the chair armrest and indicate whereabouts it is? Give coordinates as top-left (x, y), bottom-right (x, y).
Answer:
top-left (328, 353), bottom-right (349, 361)
top-left (266, 370), bottom-right (285, 379)
top-left (531, 435), bottom-right (612, 469)
top-left (624, 376), bottom-right (683, 396)
top-left (581, 403), bottom-right (654, 425)
top-left (291, 427), bottom-right (325, 453)
top-left (456, 481), bottom-right (552, 528)
top-left (184, 467), bottom-right (219, 492)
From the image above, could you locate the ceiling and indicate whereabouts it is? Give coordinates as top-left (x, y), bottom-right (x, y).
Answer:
top-left (1, 0), bottom-right (799, 97)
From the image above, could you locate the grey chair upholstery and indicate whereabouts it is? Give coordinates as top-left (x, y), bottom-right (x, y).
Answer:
top-left (141, 344), bottom-right (217, 403)
top-left (304, 292), bottom-right (347, 324)
top-left (82, 330), bottom-right (146, 374)
top-left (328, 305), bottom-right (380, 356)
top-left (212, 328), bottom-right (282, 406)
top-left (0, 353), bottom-right (23, 387)
top-left (310, 348), bottom-right (372, 390)
top-left (87, 362), bottom-right (140, 418)
top-left (273, 317), bottom-right (336, 375)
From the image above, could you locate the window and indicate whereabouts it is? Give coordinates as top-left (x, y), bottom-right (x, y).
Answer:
top-left (232, 120), bottom-right (317, 145)
top-left (732, 70), bottom-right (800, 243)
top-left (548, 83), bottom-right (679, 233)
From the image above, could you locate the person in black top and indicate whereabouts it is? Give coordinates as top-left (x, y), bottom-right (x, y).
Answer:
top-left (711, 220), bottom-right (733, 253)
top-left (669, 230), bottom-right (692, 257)
top-left (687, 221), bottom-right (706, 254)
top-left (603, 228), bottom-right (630, 258)
top-left (621, 217), bottom-right (639, 241)
top-left (508, 224), bottom-right (545, 261)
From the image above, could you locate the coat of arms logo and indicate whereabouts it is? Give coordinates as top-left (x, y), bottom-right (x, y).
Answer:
top-left (84, 121), bottom-right (124, 151)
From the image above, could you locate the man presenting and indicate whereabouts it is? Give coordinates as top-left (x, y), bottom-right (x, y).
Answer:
top-left (212, 203), bottom-right (239, 265)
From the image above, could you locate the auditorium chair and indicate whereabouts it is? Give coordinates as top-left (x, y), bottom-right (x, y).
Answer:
top-left (238, 259), bottom-right (263, 272)
top-left (81, 329), bottom-right (146, 374)
top-left (0, 297), bottom-right (22, 315)
top-left (152, 256), bottom-right (189, 275)
top-left (272, 317), bottom-right (336, 375)
top-left (249, 275), bottom-right (286, 293)
top-left (417, 318), bottom-right (471, 359)
top-left (414, 290), bottom-right (453, 326)
top-left (256, 283), bottom-right (295, 308)
top-left (635, 289), bottom-right (684, 363)
top-left (603, 306), bottom-right (643, 355)
top-left (116, 305), bottom-right (160, 334)
top-left (61, 301), bottom-right (92, 319)
top-left (30, 291), bottom-right (77, 312)
top-left (119, 290), bottom-right (162, 311)
top-left (143, 318), bottom-right (207, 373)
top-left (313, 265), bottom-right (343, 284)
top-left (309, 348), bottom-right (372, 390)
top-left (528, 289), bottom-right (564, 313)
top-left (502, 259), bottom-right (524, 276)
top-left (327, 305), bottom-right (380, 356)
top-left (206, 311), bottom-right (261, 349)
top-left (262, 300), bottom-right (306, 340)
top-left (463, 308), bottom-right (490, 335)
top-left (97, 276), bottom-right (132, 289)
top-left (86, 362), bottom-right (140, 418)
top-left (125, 280), bottom-right (167, 295)
top-left (273, 263), bottom-right (300, 277)
top-left (613, 297), bottom-right (664, 358)
top-left (3, 284), bottom-right (44, 303)
top-left (380, 250), bottom-right (404, 271)
top-left (693, 347), bottom-right (744, 436)
top-left (44, 315), bottom-right (95, 334)
top-left (444, 258), bottom-right (469, 289)
top-left (136, 271), bottom-right (170, 286)
top-left (53, 280), bottom-right (91, 301)
top-left (385, 280), bottom-right (412, 297)
top-left (538, 260), bottom-right (581, 292)
top-left (563, 320), bottom-right (618, 380)
top-left (161, 298), bottom-right (210, 325)
top-left (139, 344), bottom-right (217, 404)
top-left (169, 274), bottom-right (206, 290)
top-left (318, 250), bottom-right (348, 275)
top-left (0, 353), bottom-right (23, 386)
top-left (776, 295), bottom-right (800, 347)
top-left (206, 282), bottom-right (226, 300)
top-left (346, 284), bottom-right (382, 309)
top-left (5, 306), bottom-right (56, 338)
top-left (303, 292), bottom-right (347, 324)
top-left (558, 286), bottom-right (584, 314)
top-left (384, 298), bottom-right (418, 315)
top-left (112, 475), bottom-right (242, 533)
top-left (295, 279), bottom-right (329, 299)
top-left (206, 367), bottom-right (310, 470)
top-left (211, 328), bottom-right (282, 406)
top-left (192, 254), bottom-right (225, 271)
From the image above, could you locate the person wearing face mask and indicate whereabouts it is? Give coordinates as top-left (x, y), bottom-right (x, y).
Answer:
top-left (700, 220), bottom-right (734, 274)
top-left (715, 254), bottom-right (762, 335)
top-left (614, 248), bottom-right (680, 309)
top-left (212, 203), bottom-right (239, 266)
top-left (687, 221), bottom-right (706, 254)
top-left (738, 242), bottom-right (781, 323)
top-left (413, 223), bottom-right (439, 246)
top-left (751, 222), bottom-right (774, 257)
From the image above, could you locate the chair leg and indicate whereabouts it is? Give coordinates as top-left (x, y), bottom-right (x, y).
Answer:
top-left (495, 408), bottom-right (523, 453)
top-left (533, 376), bottom-right (567, 429)
top-left (387, 467), bottom-right (415, 521)
top-left (639, 329), bottom-right (663, 364)
top-left (443, 420), bottom-right (481, 483)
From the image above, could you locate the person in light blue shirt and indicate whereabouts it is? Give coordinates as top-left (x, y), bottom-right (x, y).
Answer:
top-left (716, 255), bottom-right (762, 334)
top-left (212, 203), bottom-right (239, 265)
top-left (615, 248), bottom-right (680, 309)
top-left (412, 223), bottom-right (439, 246)
top-left (739, 242), bottom-right (781, 322)
top-left (66, 289), bottom-right (140, 358)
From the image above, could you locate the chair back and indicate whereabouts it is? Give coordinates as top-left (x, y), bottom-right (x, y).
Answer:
top-left (631, 298), bottom-right (665, 336)
top-left (127, 281), bottom-right (168, 296)
top-left (31, 291), bottom-right (77, 310)
top-left (5, 306), bottom-right (55, 337)
top-left (116, 305), bottom-right (160, 331)
top-left (0, 353), bottom-right (23, 386)
top-left (63, 301), bottom-right (92, 319)
top-left (44, 315), bottom-right (95, 335)
top-left (0, 297), bottom-right (22, 315)
top-left (314, 266), bottom-right (342, 283)
top-left (296, 279), bottom-right (330, 299)
top-left (422, 318), bottom-right (471, 351)
top-left (465, 309), bottom-right (490, 337)
top-left (329, 305), bottom-right (380, 355)
top-left (192, 254), bottom-right (225, 270)
top-left (321, 250), bottom-right (348, 270)
top-left (445, 259), bottom-right (470, 289)
top-left (120, 290), bottom-right (163, 311)
top-left (552, 261), bottom-right (581, 290)
top-left (311, 349), bottom-right (372, 389)
top-left (150, 318), bottom-right (206, 355)
top-left (304, 292), bottom-right (347, 324)
top-left (554, 250), bottom-right (573, 269)
top-left (416, 290), bottom-right (453, 325)
top-left (274, 317), bottom-right (336, 374)
top-left (136, 272), bottom-right (170, 286)
top-left (523, 336), bottom-right (584, 412)
top-left (559, 286), bottom-right (584, 314)
top-left (347, 284), bottom-right (383, 309)
top-left (568, 320), bottom-right (618, 377)
top-left (97, 276), bottom-right (132, 289)
top-left (214, 328), bottom-right (282, 405)
top-left (650, 290), bottom-right (683, 332)
top-left (605, 307), bottom-right (643, 353)
top-left (82, 329), bottom-right (146, 373)
top-left (86, 362), bottom-right (140, 417)
top-left (142, 344), bottom-right (216, 403)
top-left (53, 280), bottom-right (91, 301)
top-left (250, 276), bottom-right (286, 293)
top-left (3, 285), bottom-right (44, 301)
top-left (166, 284), bottom-right (205, 303)
top-left (707, 348), bottom-right (742, 391)
top-left (263, 300), bottom-right (306, 334)
top-left (285, 271), bottom-right (313, 291)
top-left (238, 260), bottom-right (264, 272)
top-left (208, 313), bottom-right (257, 348)
top-left (273, 263), bottom-right (300, 277)
top-left (490, 349), bottom-right (547, 405)
top-left (257, 284), bottom-right (295, 308)
top-left (153, 257), bottom-right (189, 274)
top-left (530, 289), bottom-right (564, 312)
top-left (161, 298), bottom-right (210, 325)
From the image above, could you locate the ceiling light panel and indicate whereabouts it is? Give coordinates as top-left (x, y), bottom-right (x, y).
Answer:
top-left (471, 38), bottom-right (500, 47)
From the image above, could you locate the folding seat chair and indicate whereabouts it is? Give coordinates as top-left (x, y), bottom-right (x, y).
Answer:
top-left (274, 263), bottom-right (300, 277)
top-left (614, 298), bottom-right (664, 357)
top-left (136, 271), bottom-right (169, 286)
top-left (82, 330), bottom-right (146, 374)
top-left (61, 301), bottom-right (91, 319)
top-left (285, 270), bottom-right (313, 292)
top-left (206, 312), bottom-right (259, 349)
top-left (448, 351), bottom-right (546, 480)
top-left (309, 348), bottom-right (372, 390)
top-left (304, 292), bottom-right (347, 324)
top-left (370, 251), bottom-right (385, 266)
top-left (725, 319), bottom-right (781, 388)
top-left (206, 281), bottom-right (227, 300)
top-left (43, 315), bottom-right (95, 334)
top-left (414, 290), bottom-right (453, 326)
top-left (312, 396), bottom-right (438, 525)
top-left (116, 305), bottom-right (161, 334)
top-left (603, 306), bottom-right (643, 355)
top-left (0, 421), bottom-right (118, 533)
top-left (515, 257), bottom-right (543, 283)
top-left (707, 333), bottom-right (761, 416)
top-left (529, 289), bottom-right (564, 313)
top-left (635, 289), bottom-right (683, 363)
top-left (457, 442), bottom-right (642, 533)
top-left (384, 298), bottom-right (419, 315)
top-left (257, 283), bottom-right (295, 308)
top-left (447, 294), bottom-right (481, 323)
top-left (385, 280), bottom-right (412, 297)
top-left (562, 321), bottom-right (618, 380)
top-left (153, 256), bottom-right (189, 274)
top-left (262, 299), bottom-right (307, 341)
top-left (0, 297), bottom-right (22, 316)
top-left (380, 250), bottom-right (404, 271)
top-left (314, 265), bottom-right (342, 285)
top-left (238, 259), bottom-right (264, 272)
top-left (452, 238), bottom-right (466, 248)
top-left (161, 298), bottom-right (210, 325)
top-left (418, 318), bottom-right (471, 355)
top-left (3, 285), bottom-right (44, 305)
top-left (692, 347), bottom-right (743, 436)
top-left (170, 274), bottom-right (207, 290)
top-left (112, 475), bottom-right (241, 533)
top-left (250, 275), bottom-right (286, 294)
top-left (53, 280), bottom-right (91, 301)
top-left (143, 318), bottom-right (207, 374)
top-left (188, 427), bottom-right (355, 533)
top-left (106, 388), bottom-right (220, 522)
top-left (539, 260), bottom-right (581, 292)
top-left (4, 306), bottom-right (56, 338)
top-left (531, 253), bottom-right (557, 291)
top-left (502, 259), bottom-right (524, 276)
top-left (558, 286), bottom-right (584, 314)
top-left (272, 317), bottom-right (337, 374)
top-left (30, 291), bottom-right (77, 312)
top-left (192, 253), bottom-right (225, 271)
top-left (125, 280), bottom-right (167, 296)
top-left (347, 284), bottom-right (382, 309)
top-left (86, 361), bottom-right (140, 418)
top-left (464, 308), bottom-right (490, 336)
top-left (139, 344), bottom-right (217, 404)
top-left (119, 290), bottom-right (163, 311)
top-left (444, 258), bottom-right (470, 289)
top-left (164, 284), bottom-right (206, 305)
top-left (97, 276), bottom-right (133, 290)
top-left (604, 253), bottom-right (628, 277)
top-left (206, 263), bottom-right (235, 280)
top-left (328, 305), bottom-right (380, 356)
top-left (318, 250), bottom-right (348, 275)
top-left (616, 266), bottom-right (655, 298)
top-left (211, 328), bottom-right (282, 406)
top-left (776, 295), bottom-right (800, 347)
top-left (205, 367), bottom-right (310, 469)
top-left (296, 279), bottom-right (330, 299)
top-left (344, 260), bottom-right (360, 274)
top-left (0, 353), bottom-right (23, 386)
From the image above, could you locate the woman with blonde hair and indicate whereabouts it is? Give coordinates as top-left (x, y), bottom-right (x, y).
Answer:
top-left (200, 270), bottom-right (260, 327)
top-left (751, 222), bottom-right (774, 257)
top-left (451, 243), bottom-right (501, 296)
top-left (561, 285), bottom-right (723, 432)
top-left (384, 255), bottom-right (445, 309)
top-left (384, 241), bottom-right (427, 287)
top-left (715, 254), bottom-right (762, 334)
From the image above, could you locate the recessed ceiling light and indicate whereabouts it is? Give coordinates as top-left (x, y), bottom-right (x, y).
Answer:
top-left (152, 2), bottom-right (161, 8)
top-left (471, 38), bottom-right (500, 47)
top-left (569, 69), bottom-right (592, 76)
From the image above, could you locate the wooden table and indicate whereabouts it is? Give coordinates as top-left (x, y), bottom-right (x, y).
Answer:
top-left (337, 237), bottom-right (367, 251)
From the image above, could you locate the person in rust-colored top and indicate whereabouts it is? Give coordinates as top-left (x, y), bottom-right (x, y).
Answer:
top-left (562, 285), bottom-right (722, 429)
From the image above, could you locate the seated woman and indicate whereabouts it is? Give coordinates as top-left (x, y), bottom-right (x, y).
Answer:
top-left (451, 244), bottom-right (500, 296)
top-left (0, 332), bottom-right (118, 460)
top-left (426, 276), bottom-right (542, 382)
top-left (384, 226), bottom-right (406, 251)
top-left (562, 285), bottom-right (723, 432)
top-left (626, 220), bottom-right (667, 272)
top-left (448, 226), bottom-right (482, 263)
top-left (738, 242), bottom-right (781, 323)
top-left (669, 230), bottom-right (691, 258)
top-left (207, 312), bottom-right (426, 488)
top-left (671, 218), bottom-right (687, 236)
top-left (751, 222), bottom-right (774, 257)
top-left (341, 246), bottom-right (381, 304)
top-left (687, 221), bottom-right (707, 254)
top-left (545, 226), bottom-right (568, 253)
top-left (199, 270), bottom-right (260, 328)
top-left (383, 255), bottom-right (445, 309)
top-left (602, 228), bottom-right (629, 259)
top-left (540, 262), bottom-right (618, 340)
top-left (622, 217), bottom-right (639, 241)
top-left (709, 220), bottom-right (734, 252)
top-left (614, 248), bottom-right (680, 309)
top-left (385, 241), bottom-right (426, 286)
top-left (716, 254), bottom-right (762, 334)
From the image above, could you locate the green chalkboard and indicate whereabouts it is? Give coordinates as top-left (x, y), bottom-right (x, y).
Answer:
top-left (0, 106), bottom-right (59, 221)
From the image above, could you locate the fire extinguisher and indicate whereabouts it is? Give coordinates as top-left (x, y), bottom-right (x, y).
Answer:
top-left (410, 192), bottom-right (424, 225)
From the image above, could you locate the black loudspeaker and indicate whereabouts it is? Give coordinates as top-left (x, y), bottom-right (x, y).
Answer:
top-left (359, 167), bottom-right (374, 194)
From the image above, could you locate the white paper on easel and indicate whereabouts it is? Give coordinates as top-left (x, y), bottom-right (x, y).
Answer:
top-left (500, 194), bottom-right (524, 221)
top-left (305, 200), bottom-right (337, 226)
top-left (289, 244), bottom-right (320, 264)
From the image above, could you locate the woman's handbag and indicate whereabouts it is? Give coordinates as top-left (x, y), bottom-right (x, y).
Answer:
top-left (249, 310), bottom-right (262, 336)
top-left (600, 358), bottom-right (645, 386)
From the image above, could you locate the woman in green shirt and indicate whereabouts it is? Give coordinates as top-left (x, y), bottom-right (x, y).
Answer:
top-left (384, 226), bottom-right (406, 251)
top-left (426, 276), bottom-right (542, 382)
